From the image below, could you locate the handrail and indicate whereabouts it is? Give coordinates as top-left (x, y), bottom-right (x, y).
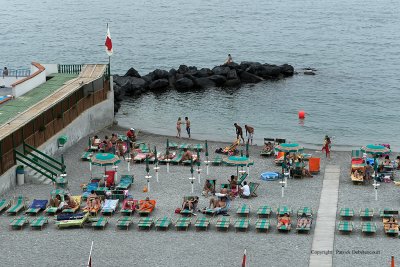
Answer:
top-left (58, 64), bottom-right (83, 74)
top-left (0, 69), bottom-right (30, 78)
top-left (15, 150), bottom-right (56, 182)
top-left (11, 62), bottom-right (45, 87)
top-left (30, 154), bottom-right (64, 173)
top-left (23, 142), bottom-right (65, 172)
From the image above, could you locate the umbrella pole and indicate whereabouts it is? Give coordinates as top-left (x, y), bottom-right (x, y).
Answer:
top-left (191, 181), bottom-right (194, 193)
top-left (197, 168), bottom-right (201, 184)
top-left (167, 161), bottom-right (170, 173)
top-left (90, 162), bottom-right (92, 178)
top-left (154, 163), bottom-right (159, 182)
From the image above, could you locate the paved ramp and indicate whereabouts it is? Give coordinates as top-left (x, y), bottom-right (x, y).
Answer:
top-left (309, 165), bottom-right (340, 267)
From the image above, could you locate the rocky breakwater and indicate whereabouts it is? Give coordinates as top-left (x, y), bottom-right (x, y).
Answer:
top-left (113, 61), bottom-right (294, 112)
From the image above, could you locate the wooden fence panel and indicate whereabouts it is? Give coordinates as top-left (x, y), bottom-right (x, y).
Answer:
top-left (35, 131), bottom-right (45, 147)
top-left (53, 119), bottom-right (63, 134)
top-left (45, 122), bottom-right (55, 140)
top-left (2, 151), bottom-right (15, 172)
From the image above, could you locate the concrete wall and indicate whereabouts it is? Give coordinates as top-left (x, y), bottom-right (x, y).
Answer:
top-left (0, 83), bottom-right (114, 195)
top-left (0, 77), bottom-right (19, 88)
top-left (42, 64), bottom-right (58, 76)
top-left (12, 63), bottom-right (46, 97)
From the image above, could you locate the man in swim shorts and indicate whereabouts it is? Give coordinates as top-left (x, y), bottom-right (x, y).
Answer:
top-left (244, 125), bottom-right (254, 145)
top-left (234, 123), bottom-right (245, 144)
top-left (185, 117), bottom-right (191, 138)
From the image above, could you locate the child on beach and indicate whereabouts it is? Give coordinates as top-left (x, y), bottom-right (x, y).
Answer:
top-left (322, 135), bottom-right (331, 159)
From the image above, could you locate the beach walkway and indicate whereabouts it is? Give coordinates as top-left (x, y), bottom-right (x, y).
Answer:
top-left (309, 165), bottom-right (340, 267)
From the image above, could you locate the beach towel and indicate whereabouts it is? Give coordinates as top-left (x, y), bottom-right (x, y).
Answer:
top-left (82, 182), bottom-right (99, 200)
top-left (102, 199), bottom-right (119, 212)
top-left (105, 170), bottom-right (116, 187)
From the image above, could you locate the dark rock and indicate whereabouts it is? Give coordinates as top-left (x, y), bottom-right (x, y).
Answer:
top-left (197, 68), bottom-right (213, 77)
top-left (169, 68), bottom-right (177, 77)
top-left (194, 77), bottom-right (216, 88)
top-left (280, 64), bottom-right (295, 76)
top-left (178, 65), bottom-right (189, 74)
top-left (125, 67), bottom-right (141, 78)
top-left (224, 78), bottom-right (241, 87)
top-left (152, 69), bottom-right (169, 80)
top-left (256, 65), bottom-right (281, 78)
top-left (183, 73), bottom-right (196, 82)
top-left (239, 71), bottom-right (264, 83)
top-left (226, 69), bottom-right (238, 80)
top-left (225, 62), bottom-right (240, 70)
top-left (175, 77), bottom-right (194, 90)
top-left (141, 74), bottom-right (153, 84)
top-left (122, 77), bottom-right (147, 95)
top-left (240, 61), bottom-right (262, 70)
top-left (188, 66), bottom-right (197, 71)
top-left (208, 75), bottom-right (227, 86)
top-left (149, 79), bottom-right (169, 90)
top-left (212, 66), bottom-right (230, 76)
top-left (113, 75), bottom-right (131, 87)
top-left (176, 73), bottom-right (184, 80)
top-left (168, 75), bottom-right (176, 87)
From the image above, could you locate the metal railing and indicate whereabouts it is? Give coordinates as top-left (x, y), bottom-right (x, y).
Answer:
top-left (23, 142), bottom-right (66, 173)
top-left (58, 64), bottom-right (83, 74)
top-left (0, 69), bottom-right (30, 78)
top-left (15, 150), bottom-right (57, 182)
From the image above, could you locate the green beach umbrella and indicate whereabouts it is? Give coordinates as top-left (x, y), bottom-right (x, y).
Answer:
top-left (166, 139), bottom-right (170, 157)
top-left (196, 150), bottom-right (201, 167)
top-left (223, 155), bottom-right (253, 177)
top-left (190, 158), bottom-right (194, 175)
top-left (205, 140), bottom-right (209, 157)
top-left (145, 155), bottom-right (150, 175)
top-left (90, 153), bottom-right (121, 166)
top-left (246, 143), bottom-right (249, 158)
top-left (88, 137), bottom-right (91, 148)
top-left (275, 143), bottom-right (303, 174)
top-left (240, 149), bottom-right (243, 157)
top-left (154, 146), bottom-right (158, 165)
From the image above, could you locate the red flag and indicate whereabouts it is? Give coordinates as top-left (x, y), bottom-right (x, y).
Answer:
top-left (242, 249), bottom-right (247, 267)
top-left (105, 24), bottom-right (113, 56)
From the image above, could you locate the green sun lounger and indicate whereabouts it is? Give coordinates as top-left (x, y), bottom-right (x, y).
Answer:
top-left (211, 155), bottom-right (223, 166)
top-left (236, 204), bottom-right (250, 218)
top-left (30, 216), bottom-right (48, 230)
top-left (194, 217), bottom-right (210, 231)
top-left (236, 173), bottom-right (248, 186)
top-left (81, 151), bottom-right (93, 161)
top-left (178, 143), bottom-right (190, 150)
top-left (339, 208), bottom-right (354, 219)
top-left (296, 217), bottom-right (313, 233)
top-left (192, 144), bottom-right (203, 151)
top-left (248, 182), bottom-right (260, 197)
top-left (338, 221), bottom-right (353, 233)
top-left (45, 207), bottom-right (59, 216)
top-left (361, 222), bottom-right (377, 234)
top-left (216, 217), bottom-right (230, 231)
top-left (260, 149), bottom-right (273, 157)
top-left (360, 208), bottom-right (374, 220)
top-left (380, 208), bottom-right (398, 218)
top-left (138, 143), bottom-right (150, 153)
top-left (54, 176), bottom-right (68, 189)
top-left (155, 217), bottom-right (172, 231)
top-left (92, 217), bottom-right (108, 230)
top-left (203, 208), bottom-right (217, 217)
top-left (0, 199), bottom-right (10, 213)
top-left (10, 216), bottom-right (29, 230)
top-left (7, 196), bottom-right (26, 215)
top-left (56, 213), bottom-right (89, 229)
top-left (234, 218), bottom-right (250, 232)
top-left (25, 200), bottom-right (48, 216)
top-left (168, 142), bottom-right (178, 149)
top-left (117, 217), bottom-right (133, 230)
top-left (101, 199), bottom-right (119, 216)
top-left (277, 217), bottom-right (292, 232)
top-left (297, 207), bottom-right (313, 217)
top-left (255, 219), bottom-right (271, 232)
top-left (257, 206), bottom-right (272, 218)
top-left (116, 174), bottom-right (134, 190)
top-left (175, 217), bottom-right (191, 231)
top-left (138, 217), bottom-right (154, 230)
top-left (170, 150), bottom-right (184, 165)
top-left (51, 189), bottom-right (66, 197)
top-left (277, 206), bottom-right (292, 216)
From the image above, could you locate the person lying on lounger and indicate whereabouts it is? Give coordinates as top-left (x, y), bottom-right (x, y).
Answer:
top-left (63, 195), bottom-right (77, 210)
top-left (86, 191), bottom-right (101, 211)
top-left (277, 213), bottom-right (291, 228)
top-left (200, 193), bottom-right (228, 214)
top-left (139, 197), bottom-right (154, 212)
top-left (298, 158), bottom-right (313, 177)
top-left (182, 197), bottom-right (199, 212)
top-left (50, 194), bottom-right (64, 210)
top-left (182, 149), bottom-right (193, 161)
top-left (297, 213), bottom-right (309, 228)
top-left (263, 142), bottom-right (273, 152)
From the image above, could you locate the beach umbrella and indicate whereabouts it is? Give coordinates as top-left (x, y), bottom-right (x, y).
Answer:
top-left (196, 149), bottom-right (202, 184)
top-left (154, 146), bottom-right (160, 182)
top-left (145, 155), bottom-right (152, 192)
top-left (205, 140), bottom-right (210, 175)
top-left (190, 157), bottom-right (195, 193)
top-left (361, 144), bottom-right (391, 180)
top-left (275, 143), bottom-right (304, 174)
top-left (90, 153), bottom-right (121, 167)
top-left (223, 155), bottom-right (253, 178)
top-left (246, 143), bottom-right (249, 158)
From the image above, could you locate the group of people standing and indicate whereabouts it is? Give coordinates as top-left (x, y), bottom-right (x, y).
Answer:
top-left (176, 117), bottom-right (191, 138)
top-left (234, 123), bottom-right (254, 145)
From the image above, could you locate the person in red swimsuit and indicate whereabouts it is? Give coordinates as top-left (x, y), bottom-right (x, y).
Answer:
top-left (322, 136), bottom-right (331, 159)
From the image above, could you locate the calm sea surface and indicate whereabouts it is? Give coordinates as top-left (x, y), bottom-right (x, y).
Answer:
top-left (2, 0), bottom-right (400, 151)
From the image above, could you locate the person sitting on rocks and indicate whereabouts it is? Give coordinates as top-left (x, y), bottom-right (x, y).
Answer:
top-left (224, 54), bottom-right (233, 65)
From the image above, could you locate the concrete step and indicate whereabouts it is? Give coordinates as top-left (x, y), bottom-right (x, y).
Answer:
top-left (26, 167), bottom-right (54, 185)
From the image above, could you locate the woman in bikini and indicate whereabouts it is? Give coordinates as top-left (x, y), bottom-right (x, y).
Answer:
top-left (176, 117), bottom-right (183, 138)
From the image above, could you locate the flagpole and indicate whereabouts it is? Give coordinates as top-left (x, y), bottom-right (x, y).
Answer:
top-left (87, 241), bottom-right (94, 267)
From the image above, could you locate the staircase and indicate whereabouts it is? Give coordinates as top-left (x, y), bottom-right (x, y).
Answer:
top-left (15, 142), bottom-right (66, 185)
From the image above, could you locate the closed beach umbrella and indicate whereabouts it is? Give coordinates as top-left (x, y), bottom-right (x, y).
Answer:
top-left (190, 158), bottom-right (194, 176)
top-left (154, 146), bottom-right (158, 165)
top-left (361, 144), bottom-right (391, 181)
top-left (246, 143), bottom-right (249, 158)
top-left (145, 155), bottom-right (150, 175)
top-left (196, 150), bottom-right (201, 167)
top-left (205, 140), bottom-right (209, 158)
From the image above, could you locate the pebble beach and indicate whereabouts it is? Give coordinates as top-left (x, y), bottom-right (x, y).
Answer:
top-left (0, 126), bottom-right (398, 267)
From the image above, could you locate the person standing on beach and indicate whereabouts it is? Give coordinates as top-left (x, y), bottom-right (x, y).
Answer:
top-left (185, 117), bottom-right (191, 138)
top-left (322, 135), bottom-right (331, 159)
top-left (244, 124), bottom-right (254, 145)
top-left (176, 117), bottom-right (183, 138)
top-left (234, 123), bottom-right (245, 144)
top-left (2, 67), bottom-right (8, 78)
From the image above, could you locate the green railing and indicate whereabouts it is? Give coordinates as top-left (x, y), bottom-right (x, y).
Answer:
top-left (15, 151), bottom-right (57, 182)
top-left (23, 143), bottom-right (66, 173)
top-left (58, 64), bottom-right (83, 74)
